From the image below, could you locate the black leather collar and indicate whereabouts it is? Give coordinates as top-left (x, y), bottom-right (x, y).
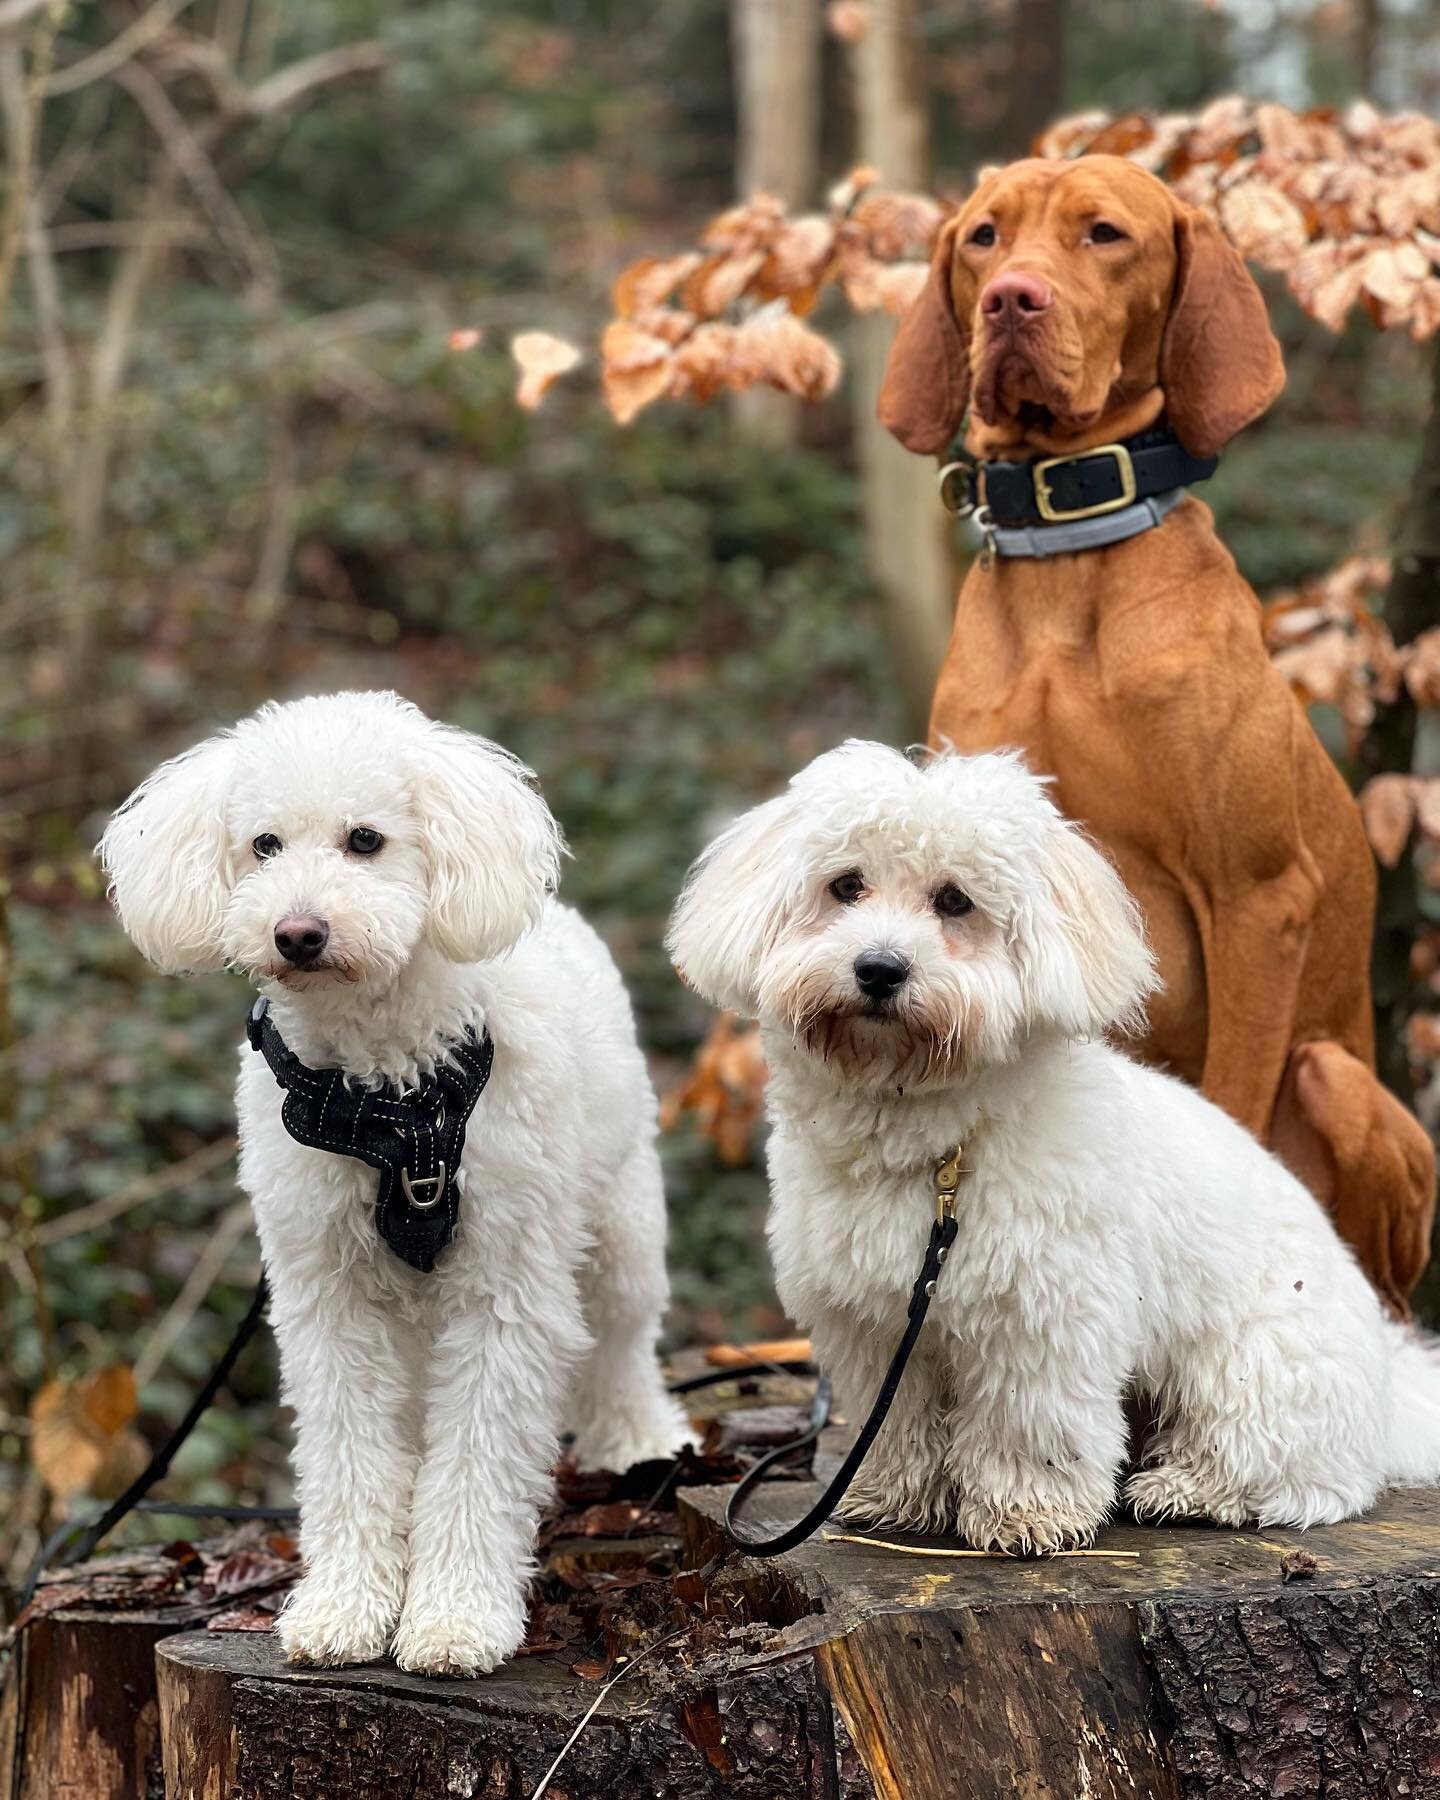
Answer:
top-left (247, 998), bottom-right (494, 1273)
top-left (940, 424), bottom-right (1217, 530)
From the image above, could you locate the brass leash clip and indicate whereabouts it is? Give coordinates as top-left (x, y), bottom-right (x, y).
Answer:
top-left (934, 1144), bottom-right (968, 1225)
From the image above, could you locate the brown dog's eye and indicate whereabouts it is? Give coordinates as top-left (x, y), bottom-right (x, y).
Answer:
top-left (968, 222), bottom-right (997, 248)
top-left (1089, 221), bottom-right (1125, 244)
top-left (253, 834), bottom-right (282, 860)
top-left (829, 872), bottom-right (866, 905)
top-left (933, 885), bottom-right (974, 919)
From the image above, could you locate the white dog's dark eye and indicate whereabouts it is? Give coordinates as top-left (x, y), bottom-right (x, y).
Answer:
top-left (829, 872), bottom-right (865, 905)
top-left (934, 885), bottom-right (974, 919)
top-left (347, 827), bottom-right (384, 856)
top-left (968, 222), bottom-right (996, 247)
top-left (252, 834), bottom-right (282, 860)
top-left (1088, 221), bottom-right (1125, 244)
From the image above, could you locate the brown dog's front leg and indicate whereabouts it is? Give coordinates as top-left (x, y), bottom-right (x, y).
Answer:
top-left (1188, 858), bottom-right (1322, 1141)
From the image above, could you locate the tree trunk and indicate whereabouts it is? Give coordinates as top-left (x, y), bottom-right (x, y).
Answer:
top-left (730, 0), bottom-right (821, 445)
top-left (1365, 337), bottom-right (1440, 1105)
top-left (846, 0), bottom-right (955, 731)
top-left (1004, 0), bottom-right (1069, 156)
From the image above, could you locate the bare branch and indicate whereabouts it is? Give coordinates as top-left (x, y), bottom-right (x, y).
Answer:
top-left (33, 1136), bottom-right (238, 1247)
top-left (245, 39), bottom-right (387, 117)
top-left (113, 59), bottom-right (275, 289)
top-left (132, 1199), bottom-right (254, 1389)
top-left (43, 0), bottom-right (201, 97)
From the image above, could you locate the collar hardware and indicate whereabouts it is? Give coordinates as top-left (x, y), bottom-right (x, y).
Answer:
top-left (1033, 442), bottom-right (1136, 521)
top-left (246, 996), bottom-right (493, 1272)
top-left (934, 1143), bottom-right (970, 1223)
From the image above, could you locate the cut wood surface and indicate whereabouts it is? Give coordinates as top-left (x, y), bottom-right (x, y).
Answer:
top-left (681, 1472), bottom-right (1440, 1800)
top-left (6, 1406), bottom-right (1440, 1799)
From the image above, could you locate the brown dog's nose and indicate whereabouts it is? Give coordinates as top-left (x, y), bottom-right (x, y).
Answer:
top-left (981, 270), bottom-right (1054, 324)
top-left (274, 914), bottom-right (329, 966)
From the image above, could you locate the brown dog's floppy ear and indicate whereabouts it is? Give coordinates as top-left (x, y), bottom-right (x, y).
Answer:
top-left (877, 218), bottom-right (969, 455)
top-left (1160, 206), bottom-right (1285, 459)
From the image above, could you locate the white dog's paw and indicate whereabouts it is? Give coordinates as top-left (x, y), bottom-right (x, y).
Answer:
top-left (391, 1595), bottom-right (526, 1678)
top-left (1125, 1461), bottom-right (1246, 1527)
top-left (571, 1396), bottom-right (694, 1473)
top-left (834, 1462), bottom-right (953, 1535)
top-left (953, 1493), bottom-right (1102, 1557)
top-left (277, 1572), bottom-right (399, 1668)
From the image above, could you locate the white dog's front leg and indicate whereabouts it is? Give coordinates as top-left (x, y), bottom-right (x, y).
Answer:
top-left (944, 1308), bottom-right (1128, 1555)
top-left (266, 1246), bottom-right (419, 1667)
top-left (392, 1268), bottom-right (585, 1678)
top-left (807, 1308), bottom-right (953, 1533)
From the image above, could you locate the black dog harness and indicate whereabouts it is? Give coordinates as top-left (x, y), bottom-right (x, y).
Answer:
top-left (246, 997), bottom-right (494, 1272)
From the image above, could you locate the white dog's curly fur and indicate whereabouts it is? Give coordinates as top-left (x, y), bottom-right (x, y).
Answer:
top-left (668, 741), bottom-right (1440, 1551)
top-left (100, 691), bottom-right (689, 1674)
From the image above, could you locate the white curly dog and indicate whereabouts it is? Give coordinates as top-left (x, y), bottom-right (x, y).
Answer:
top-left (101, 691), bottom-right (689, 1674)
top-left (668, 741), bottom-right (1440, 1551)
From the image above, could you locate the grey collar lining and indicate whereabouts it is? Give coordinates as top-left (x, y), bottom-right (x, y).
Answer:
top-left (990, 487), bottom-right (1186, 560)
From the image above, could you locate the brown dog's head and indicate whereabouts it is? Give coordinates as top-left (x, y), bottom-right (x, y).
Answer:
top-left (878, 155), bottom-right (1284, 461)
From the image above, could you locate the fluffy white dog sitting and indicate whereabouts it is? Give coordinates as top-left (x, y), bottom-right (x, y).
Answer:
top-left (668, 741), bottom-right (1440, 1552)
top-left (100, 691), bottom-right (688, 1674)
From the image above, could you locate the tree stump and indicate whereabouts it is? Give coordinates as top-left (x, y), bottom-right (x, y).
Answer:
top-left (679, 1474), bottom-right (1440, 1800)
top-left (7, 1410), bottom-right (1440, 1800)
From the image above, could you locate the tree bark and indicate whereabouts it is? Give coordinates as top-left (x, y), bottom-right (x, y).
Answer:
top-left (846, 0), bottom-right (955, 731)
top-left (1004, 0), bottom-right (1069, 156)
top-left (1365, 337), bottom-right (1440, 1104)
top-left (730, 0), bottom-right (821, 445)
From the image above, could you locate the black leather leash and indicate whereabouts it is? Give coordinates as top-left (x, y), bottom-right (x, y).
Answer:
top-left (16, 1273), bottom-right (273, 1611)
top-left (724, 1145), bottom-right (967, 1558)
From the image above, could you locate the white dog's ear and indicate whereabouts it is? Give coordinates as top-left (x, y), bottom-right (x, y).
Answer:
top-left (411, 723), bottom-right (563, 963)
top-left (1023, 821), bottom-right (1159, 1039)
top-left (97, 736), bottom-right (237, 974)
top-left (667, 790), bottom-right (804, 1016)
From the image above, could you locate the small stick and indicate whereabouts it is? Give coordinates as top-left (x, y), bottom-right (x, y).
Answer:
top-left (821, 1531), bottom-right (1140, 1560)
top-left (529, 1624), bottom-right (689, 1800)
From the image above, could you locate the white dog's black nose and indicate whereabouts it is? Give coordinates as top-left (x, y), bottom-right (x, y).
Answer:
top-left (274, 914), bottom-right (329, 966)
top-left (854, 950), bottom-right (910, 1000)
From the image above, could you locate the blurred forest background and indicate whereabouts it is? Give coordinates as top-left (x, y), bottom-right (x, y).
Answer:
top-left (2, 0), bottom-right (1439, 1596)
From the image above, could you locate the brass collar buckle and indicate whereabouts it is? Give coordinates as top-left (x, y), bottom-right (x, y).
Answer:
top-left (1033, 442), bottom-right (1137, 522)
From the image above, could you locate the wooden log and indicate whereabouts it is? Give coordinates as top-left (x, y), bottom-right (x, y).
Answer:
top-left (155, 1628), bottom-right (860, 1800)
top-left (1, 1603), bottom-right (212, 1800)
top-left (679, 1477), bottom-right (1440, 1800)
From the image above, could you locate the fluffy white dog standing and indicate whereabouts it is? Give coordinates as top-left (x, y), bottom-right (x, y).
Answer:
top-left (100, 691), bottom-right (689, 1674)
top-left (668, 741), bottom-right (1440, 1551)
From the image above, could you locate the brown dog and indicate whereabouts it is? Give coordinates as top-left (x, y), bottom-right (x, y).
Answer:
top-left (879, 154), bottom-right (1434, 1313)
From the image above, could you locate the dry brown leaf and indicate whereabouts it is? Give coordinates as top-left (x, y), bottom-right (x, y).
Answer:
top-left (511, 331), bottom-right (583, 411)
top-left (612, 253), bottom-right (703, 319)
top-left (669, 322), bottom-right (739, 405)
top-left (1415, 778), bottom-right (1440, 843)
top-left (850, 191), bottom-right (946, 260)
top-left (662, 1013), bottom-right (768, 1166)
top-left (1219, 183), bottom-right (1308, 268)
top-left (1359, 775), bottom-right (1418, 869)
top-left (599, 321), bottom-right (673, 426)
top-left (825, 0), bottom-right (869, 43)
top-left (1405, 629), bottom-right (1440, 707)
top-left (736, 309), bottom-right (842, 401)
top-left (840, 253), bottom-right (929, 316)
top-left (682, 250), bottom-right (767, 319)
top-left (30, 1366), bottom-right (147, 1506)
